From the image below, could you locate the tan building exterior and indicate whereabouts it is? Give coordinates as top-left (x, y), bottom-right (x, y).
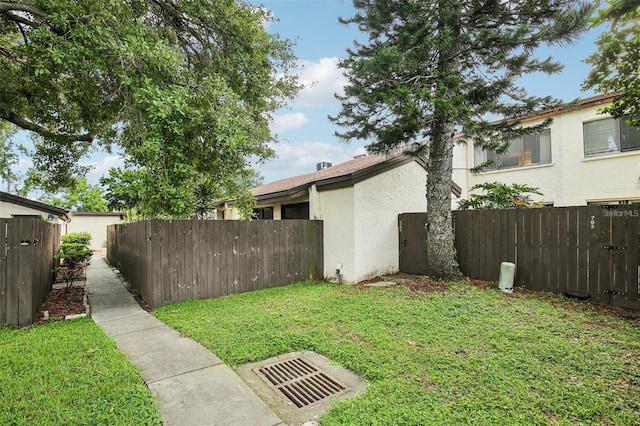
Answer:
top-left (456, 93), bottom-right (640, 206)
top-left (0, 191), bottom-right (70, 225)
top-left (67, 212), bottom-right (123, 250)
top-left (221, 152), bottom-right (461, 284)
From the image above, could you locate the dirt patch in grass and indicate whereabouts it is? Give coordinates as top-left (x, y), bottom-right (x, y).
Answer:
top-left (359, 275), bottom-right (451, 293)
top-left (34, 287), bottom-right (86, 324)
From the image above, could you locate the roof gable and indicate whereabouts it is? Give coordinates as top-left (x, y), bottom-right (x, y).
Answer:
top-left (0, 191), bottom-right (70, 221)
top-left (252, 150), bottom-right (427, 202)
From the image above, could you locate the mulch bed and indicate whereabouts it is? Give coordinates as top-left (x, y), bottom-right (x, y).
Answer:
top-left (34, 286), bottom-right (86, 324)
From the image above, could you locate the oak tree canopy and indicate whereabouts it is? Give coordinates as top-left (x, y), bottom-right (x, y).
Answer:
top-left (0, 0), bottom-right (299, 217)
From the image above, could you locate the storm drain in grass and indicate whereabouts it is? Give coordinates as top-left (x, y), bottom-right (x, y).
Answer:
top-left (236, 351), bottom-right (367, 425)
top-left (254, 356), bottom-right (349, 408)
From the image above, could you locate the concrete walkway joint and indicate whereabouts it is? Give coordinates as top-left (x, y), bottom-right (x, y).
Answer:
top-left (86, 254), bottom-right (284, 426)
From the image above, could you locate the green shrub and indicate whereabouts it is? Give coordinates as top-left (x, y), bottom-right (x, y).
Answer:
top-left (61, 231), bottom-right (92, 245)
top-left (54, 234), bottom-right (93, 289)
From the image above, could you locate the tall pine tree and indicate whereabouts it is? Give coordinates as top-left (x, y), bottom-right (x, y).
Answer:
top-left (332, 0), bottom-right (592, 279)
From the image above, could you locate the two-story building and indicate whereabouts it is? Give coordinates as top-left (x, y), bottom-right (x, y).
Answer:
top-left (455, 93), bottom-right (640, 206)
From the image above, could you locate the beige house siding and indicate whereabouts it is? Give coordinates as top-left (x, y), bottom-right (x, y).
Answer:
top-left (226, 160), bottom-right (429, 284)
top-left (67, 212), bottom-right (123, 250)
top-left (0, 193), bottom-right (69, 225)
top-left (351, 161), bottom-right (426, 283)
top-left (460, 96), bottom-right (640, 206)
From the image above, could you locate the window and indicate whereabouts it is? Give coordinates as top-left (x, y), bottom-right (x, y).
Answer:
top-left (474, 130), bottom-right (551, 170)
top-left (583, 116), bottom-right (640, 157)
top-left (252, 207), bottom-right (273, 220)
top-left (281, 202), bottom-right (309, 219)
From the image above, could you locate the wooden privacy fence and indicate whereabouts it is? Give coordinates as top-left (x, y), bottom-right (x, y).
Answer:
top-left (399, 205), bottom-right (640, 310)
top-left (0, 218), bottom-right (61, 325)
top-left (107, 219), bottom-right (324, 309)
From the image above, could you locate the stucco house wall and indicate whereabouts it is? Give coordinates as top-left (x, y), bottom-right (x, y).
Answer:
top-left (67, 212), bottom-right (123, 250)
top-left (220, 152), bottom-right (446, 284)
top-left (351, 161), bottom-right (427, 282)
top-left (0, 192), bottom-right (69, 225)
top-left (310, 185), bottom-right (356, 282)
top-left (461, 94), bottom-right (640, 206)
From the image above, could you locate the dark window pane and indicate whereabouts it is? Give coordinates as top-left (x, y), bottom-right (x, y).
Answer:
top-left (621, 117), bottom-right (640, 152)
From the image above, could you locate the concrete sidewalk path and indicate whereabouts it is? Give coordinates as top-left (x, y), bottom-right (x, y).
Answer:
top-left (85, 254), bottom-right (284, 426)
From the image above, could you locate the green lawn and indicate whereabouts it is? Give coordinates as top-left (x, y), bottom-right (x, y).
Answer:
top-left (0, 318), bottom-right (162, 426)
top-left (154, 281), bottom-right (640, 425)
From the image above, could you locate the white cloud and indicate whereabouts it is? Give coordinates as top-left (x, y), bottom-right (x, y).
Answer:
top-left (292, 57), bottom-right (348, 107)
top-left (271, 112), bottom-right (311, 133)
top-left (83, 155), bottom-right (126, 185)
top-left (255, 141), bottom-right (367, 184)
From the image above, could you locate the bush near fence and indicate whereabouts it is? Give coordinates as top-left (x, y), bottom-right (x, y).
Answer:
top-left (399, 205), bottom-right (640, 311)
top-left (107, 219), bottom-right (324, 309)
top-left (1, 218), bottom-right (61, 325)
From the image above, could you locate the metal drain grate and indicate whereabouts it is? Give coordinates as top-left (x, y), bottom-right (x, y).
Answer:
top-left (253, 356), bottom-right (350, 408)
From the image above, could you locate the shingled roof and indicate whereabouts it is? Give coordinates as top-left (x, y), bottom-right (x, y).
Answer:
top-left (252, 150), bottom-right (462, 203)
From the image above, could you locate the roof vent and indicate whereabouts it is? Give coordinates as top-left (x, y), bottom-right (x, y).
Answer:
top-left (316, 162), bottom-right (332, 171)
top-left (353, 154), bottom-right (367, 159)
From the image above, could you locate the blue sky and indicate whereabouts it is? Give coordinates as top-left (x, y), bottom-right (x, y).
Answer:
top-left (8, 0), bottom-right (605, 190)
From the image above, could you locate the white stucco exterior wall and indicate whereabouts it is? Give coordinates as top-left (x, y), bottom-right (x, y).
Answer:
top-left (462, 104), bottom-right (640, 206)
top-left (351, 161), bottom-right (427, 283)
top-left (0, 201), bottom-right (67, 225)
top-left (310, 185), bottom-right (355, 282)
top-left (451, 140), bottom-right (468, 209)
top-left (67, 213), bottom-right (123, 250)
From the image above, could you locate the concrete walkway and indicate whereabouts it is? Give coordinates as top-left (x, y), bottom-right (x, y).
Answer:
top-left (85, 254), bottom-right (284, 426)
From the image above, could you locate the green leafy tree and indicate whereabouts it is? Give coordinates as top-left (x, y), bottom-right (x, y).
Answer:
top-left (0, 123), bottom-right (18, 191)
top-left (458, 182), bottom-right (543, 210)
top-left (40, 177), bottom-right (108, 212)
top-left (0, 1), bottom-right (299, 216)
top-left (583, 0), bottom-right (640, 127)
top-left (332, 0), bottom-right (592, 279)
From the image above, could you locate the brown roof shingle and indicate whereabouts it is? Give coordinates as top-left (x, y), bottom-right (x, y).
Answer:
top-left (252, 150), bottom-right (419, 201)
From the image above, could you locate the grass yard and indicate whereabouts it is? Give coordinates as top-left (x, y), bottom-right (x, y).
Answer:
top-left (155, 280), bottom-right (640, 425)
top-left (0, 318), bottom-right (162, 426)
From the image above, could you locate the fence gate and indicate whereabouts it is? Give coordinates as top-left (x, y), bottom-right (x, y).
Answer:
top-left (603, 206), bottom-right (639, 310)
top-left (398, 213), bottom-right (428, 275)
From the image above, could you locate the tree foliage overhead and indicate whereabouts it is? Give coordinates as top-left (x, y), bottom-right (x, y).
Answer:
top-left (40, 177), bottom-right (108, 212)
top-left (0, 0), bottom-right (299, 217)
top-left (333, 0), bottom-right (592, 279)
top-left (583, 0), bottom-right (640, 128)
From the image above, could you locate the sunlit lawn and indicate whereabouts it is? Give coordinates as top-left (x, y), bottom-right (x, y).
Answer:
top-left (0, 318), bottom-right (162, 426)
top-left (155, 280), bottom-right (640, 425)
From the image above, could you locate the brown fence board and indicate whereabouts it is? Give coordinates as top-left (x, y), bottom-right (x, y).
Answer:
top-left (622, 214), bottom-right (639, 309)
top-left (0, 220), bottom-right (7, 322)
top-left (107, 219), bottom-right (323, 309)
top-left (576, 208), bottom-right (589, 296)
top-left (0, 218), bottom-right (60, 325)
top-left (400, 206), bottom-right (640, 310)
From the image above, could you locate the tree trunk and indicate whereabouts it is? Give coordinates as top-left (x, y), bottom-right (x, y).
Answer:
top-left (425, 126), bottom-right (461, 280)
top-left (425, 1), bottom-right (462, 280)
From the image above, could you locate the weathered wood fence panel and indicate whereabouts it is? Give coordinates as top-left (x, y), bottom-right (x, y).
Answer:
top-left (107, 219), bottom-right (324, 309)
top-left (0, 218), bottom-right (61, 325)
top-left (399, 205), bottom-right (640, 310)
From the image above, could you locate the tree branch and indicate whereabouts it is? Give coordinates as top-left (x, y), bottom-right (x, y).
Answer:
top-left (1, 112), bottom-right (96, 143)
top-left (0, 1), bottom-right (47, 17)
top-left (5, 10), bottom-right (39, 28)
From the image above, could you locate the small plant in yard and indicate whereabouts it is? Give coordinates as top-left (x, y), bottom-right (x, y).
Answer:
top-left (54, 232), bottom-right (93, 290)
